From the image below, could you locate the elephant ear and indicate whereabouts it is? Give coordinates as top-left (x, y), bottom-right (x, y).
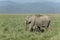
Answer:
top-left (25, 16), bottom-right (32, 24)
top-left (26, 18), bottom-right (32, 24)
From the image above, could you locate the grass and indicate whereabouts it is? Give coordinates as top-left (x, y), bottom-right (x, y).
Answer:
top-left (0, 14), bottom-right (60, 40)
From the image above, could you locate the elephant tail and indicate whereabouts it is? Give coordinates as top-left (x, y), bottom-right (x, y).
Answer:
top-left (47, 20), bottom-right (51, 28)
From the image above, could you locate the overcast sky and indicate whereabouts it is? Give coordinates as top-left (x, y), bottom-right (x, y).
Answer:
top-left (0, 0), bottom-right (60, 3)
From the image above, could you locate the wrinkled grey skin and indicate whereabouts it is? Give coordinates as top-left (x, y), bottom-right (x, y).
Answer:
top-left (25, 14), bottom-right (51, 32)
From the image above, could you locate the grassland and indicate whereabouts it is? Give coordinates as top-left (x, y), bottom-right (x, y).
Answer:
top-left (0, 14), bottom-right (60, 40)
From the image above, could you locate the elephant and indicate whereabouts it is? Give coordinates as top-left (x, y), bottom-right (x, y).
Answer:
top-left (25, 14), bottom-right (51, 32)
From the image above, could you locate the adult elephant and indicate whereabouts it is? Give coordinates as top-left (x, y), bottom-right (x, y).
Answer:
top-left (25, 14), bottom-right (51, 32)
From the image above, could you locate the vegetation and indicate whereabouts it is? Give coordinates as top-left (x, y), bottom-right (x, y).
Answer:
top-left (0, 14), bottom-right (60, 40)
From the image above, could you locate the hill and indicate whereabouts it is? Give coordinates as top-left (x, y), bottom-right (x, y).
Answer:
top-left (0, 1), bottom-right (60, 13)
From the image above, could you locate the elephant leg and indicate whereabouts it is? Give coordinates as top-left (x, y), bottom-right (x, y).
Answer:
top-left (36, 26), bottom-right (41, 32)
top-left (28, 23), bottom-right (34, 32)
top-left (31, 24), bottom-right (37, 32)
top-left (40, 25), bottom-right (45, 32)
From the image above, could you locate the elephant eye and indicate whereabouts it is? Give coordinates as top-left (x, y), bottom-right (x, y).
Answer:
top-left (28, 21), bottom-right (31, 24)
top-left (26, 21), bottom-right (31, 24)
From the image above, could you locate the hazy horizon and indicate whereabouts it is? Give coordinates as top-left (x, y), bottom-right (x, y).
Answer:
top-left (0, 0), bottom-right (60, 3)
top-left (0, 0), bottom-right (60, 13)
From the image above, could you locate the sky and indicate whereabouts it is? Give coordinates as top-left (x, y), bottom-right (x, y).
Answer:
top-left (0, 0), bottom-right (6, 1)
top-left (11, 0), bottom-right (60, 3)
top-left (0, 0), bottom-right (60, 3)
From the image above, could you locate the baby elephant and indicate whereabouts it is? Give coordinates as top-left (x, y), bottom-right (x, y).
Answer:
top-left (25, 14), bottom-right (51, 32)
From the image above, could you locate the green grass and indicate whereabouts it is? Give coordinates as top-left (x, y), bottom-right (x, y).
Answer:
top-left (0, 14), bottom-right (60, 40)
